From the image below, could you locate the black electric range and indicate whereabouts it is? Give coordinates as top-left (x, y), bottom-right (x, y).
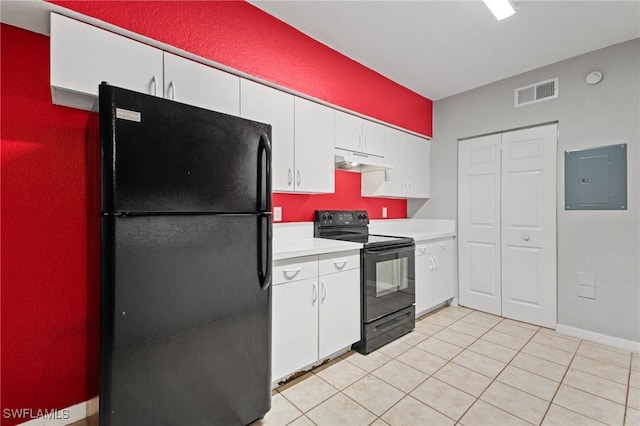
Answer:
top-left (314, 210), bottom-right (416, 354)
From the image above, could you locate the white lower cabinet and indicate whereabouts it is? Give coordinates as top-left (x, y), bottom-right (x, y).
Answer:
top-left (318, 268), bottom-right (360, 359)
top-left (414, 238), bottom-right (456, 316)
top-left (272, 251), bottom-right (360, 382)
top-left (272, 277), bottom-right (318, 382)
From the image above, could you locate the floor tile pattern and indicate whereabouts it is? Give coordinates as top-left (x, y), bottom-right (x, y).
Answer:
top-left (255, 306), bottom-right (639, 426)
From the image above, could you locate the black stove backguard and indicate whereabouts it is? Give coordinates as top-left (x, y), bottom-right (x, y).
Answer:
top-left (314, 210), bottom-right (415, 354)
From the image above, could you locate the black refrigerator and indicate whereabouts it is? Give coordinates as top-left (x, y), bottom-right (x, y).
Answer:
top-left (96, 84), bottom-right (272, 426)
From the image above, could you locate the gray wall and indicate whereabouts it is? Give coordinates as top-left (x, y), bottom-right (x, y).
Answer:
top-left (410, 39), bottom-right (640, 342)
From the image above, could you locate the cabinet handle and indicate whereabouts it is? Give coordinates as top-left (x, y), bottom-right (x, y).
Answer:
top-left (364, 135), bottom-right (367, 150)
top-left (288, 168), bottom-right (293, 186)
top-left (439, 243), bottom-right (446, 250)
top-left (312, 282), bottom-right (318, 303)
top-left (523, 235), bottom-right (530, 242)
top-left (150, 75), bottom-right (157, 96)
top-left (358, 134), bottom-right (362, 150)
top-left (168, 81), bottom-right (175, 100)
top-left (418, 246), bottom-right (427, 253)
top-left (429, 256), bottom-right (434, 271)
top-left (283, 267), bottom-right (302, 279)
top-left (434, 256), bottom-right (439, 270)
top-left (333, 259), bottom-right (348, 269)
top-left (296, 169), bottom-right (301, 186)
top-left (321, 280), bottom-right (327, 301)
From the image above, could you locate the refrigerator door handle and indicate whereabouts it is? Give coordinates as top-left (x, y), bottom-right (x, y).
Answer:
top-left (257, 213), bottom-right (272, 290)
top-left (257, 133), bottom-right (272, 212)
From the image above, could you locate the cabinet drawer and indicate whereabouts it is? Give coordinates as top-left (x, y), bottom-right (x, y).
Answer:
top-left (318, 251), bottom-right (360, 275)
top-left (416, 238), bottom-right (455, 256)
top-left (273, 257), bottom-right (318, 285)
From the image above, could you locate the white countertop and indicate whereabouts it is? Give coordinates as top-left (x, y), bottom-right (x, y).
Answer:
top-left (272, 218), bottom-right (456, 260)
top-left (369, 219), bottom-right (456, 242)
top-left (273, 237), bottom-right (362, 261)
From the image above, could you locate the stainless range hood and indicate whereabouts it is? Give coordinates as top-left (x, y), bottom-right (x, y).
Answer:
top-left (334, 148), bottom-right (393, 172)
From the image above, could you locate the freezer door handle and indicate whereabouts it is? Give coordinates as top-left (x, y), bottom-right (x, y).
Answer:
top-left (257, 214), bottom-right (272, 290)
top-left (257, 133), bottom-right (272, 212)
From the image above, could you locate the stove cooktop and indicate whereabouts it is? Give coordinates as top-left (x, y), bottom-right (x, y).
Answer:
top-left (313, 210), bottom-right (414, 249)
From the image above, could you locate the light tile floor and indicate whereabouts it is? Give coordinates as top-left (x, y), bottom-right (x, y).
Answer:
top-left (255, 306), bottom-right (640, 426)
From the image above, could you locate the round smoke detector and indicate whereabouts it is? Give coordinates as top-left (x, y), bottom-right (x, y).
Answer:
top-left (586, 71), bottom-right (603, 85)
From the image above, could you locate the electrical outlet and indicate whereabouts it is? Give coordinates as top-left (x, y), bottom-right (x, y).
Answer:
top-left (274, 207), bottom-right (282, 222)
top-left (382, 207), bottom-right (388, 218)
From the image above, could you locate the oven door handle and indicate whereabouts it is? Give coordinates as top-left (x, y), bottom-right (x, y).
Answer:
top-left (365, 244), bottom-right (415, 256)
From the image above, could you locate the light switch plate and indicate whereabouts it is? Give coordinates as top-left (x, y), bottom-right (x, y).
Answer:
top-left (273, 207), bottom-right (282, 222)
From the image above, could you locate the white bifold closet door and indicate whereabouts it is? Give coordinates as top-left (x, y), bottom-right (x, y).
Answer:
top-left (458, 123), bottom-right (557, 328)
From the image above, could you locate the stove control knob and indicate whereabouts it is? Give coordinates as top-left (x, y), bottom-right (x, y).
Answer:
top-left (321, 214), bottom-right (328, 221)
top-left (327, 214), bottom-right (333, 220)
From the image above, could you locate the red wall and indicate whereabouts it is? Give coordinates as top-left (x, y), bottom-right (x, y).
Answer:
top-left (1, 24), bottom-right (98, 425)
top-left (275, 171), bottom-right (406, 222)
top-left (2, 2), bottom-right (431, 422)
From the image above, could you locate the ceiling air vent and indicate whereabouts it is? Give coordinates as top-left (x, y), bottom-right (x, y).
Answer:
top-left (514, 77), bottom-right (559, 107)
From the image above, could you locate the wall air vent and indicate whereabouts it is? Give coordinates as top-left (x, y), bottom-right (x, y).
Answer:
top-left (514, 77), bottom-right (559, 107)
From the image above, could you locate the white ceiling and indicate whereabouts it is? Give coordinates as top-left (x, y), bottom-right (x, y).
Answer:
top-left (250, 1), bottom-right (640, 100)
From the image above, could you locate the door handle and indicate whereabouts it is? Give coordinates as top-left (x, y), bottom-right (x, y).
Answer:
top-left (257, 214), bottom-right (272, 290)
top-left (257, 134), bottom-right (272, 212)
top-left (333, 259), bottom-right (348, 269)
top-left (523, 235), bottom-right (530, 242)
top-left (150, 75), bottom-right (157, 96)
top-left (283, 267), bottom-right (302, 278)
top-left (167, 81), bottom-right (175, 100)
top-left (312, 282), bottom-right (318, 303)
top-left (321, 280), bottom-right (327, 301)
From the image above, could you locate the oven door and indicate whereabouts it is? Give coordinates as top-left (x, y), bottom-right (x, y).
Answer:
top-left (363, 243), bottom-right (415, 323)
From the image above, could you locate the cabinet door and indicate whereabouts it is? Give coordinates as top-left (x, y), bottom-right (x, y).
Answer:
top-left (294, 98), bottom-right (335, 193)
top-left (163, 52), bottom-right (240, 116)
top-left (362, 120), bottom-right (385, 157)
top-left (272, 278), bottom-right (319, 381)
top-left (241, 80), bottom-right (295, 192)
top-left (335, 110), bottom-right (362, 152)
top-left (382, 127), bottom-right (409, 197)
top-left (318, 269), bottom-right (360, 359)
top-left (414, 245), bottom-right (432, 316)
top-left (433, 248), bottom-right (456, 304)
top-left (406, 134), bottom-right (431, 198)
top-left (51, 13), bottom-right (164, 110)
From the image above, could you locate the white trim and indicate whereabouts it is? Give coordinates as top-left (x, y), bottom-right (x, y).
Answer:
top-left (18, 397), bottom-right (97, 426)
top-left (556, 324), bottom-right (640, 353)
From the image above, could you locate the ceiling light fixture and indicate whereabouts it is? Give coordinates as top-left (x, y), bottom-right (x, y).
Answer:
top-left (483, 0), bottom-right (516, 21)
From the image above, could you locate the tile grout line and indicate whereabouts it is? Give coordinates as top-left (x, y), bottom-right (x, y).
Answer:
top-left (366, 307), bottom-right (479, 424)
top-left (456, 317), bottom-right (543, 426)
top-left (538, 337), bottom-right (582, 425)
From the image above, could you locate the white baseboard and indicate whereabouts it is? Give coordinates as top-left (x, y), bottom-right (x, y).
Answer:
top-left (556, 324), bottom-right (640, 353)
top-left (18, 397), bottom-right (97, 426)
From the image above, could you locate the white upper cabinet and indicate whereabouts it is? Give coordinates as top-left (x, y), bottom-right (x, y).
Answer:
top-left (163, 52), bottom-right (239, 116)
top-left (361, 120), bottom-right (385, 157)
top-left (50, 13), bottom-right (164, 110)
top-left (294, 97), bottom-right (335, 194)
top-left (335, 110), bottom-right (385, 157)
top-left (406, 133), bottom-right (431, 198)
top-left (240, 79), bottom-right (295, 192)
top-left (361, 127), bottom-right (430, 199)
top-left (335, 110), bottom-right (362, 152)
